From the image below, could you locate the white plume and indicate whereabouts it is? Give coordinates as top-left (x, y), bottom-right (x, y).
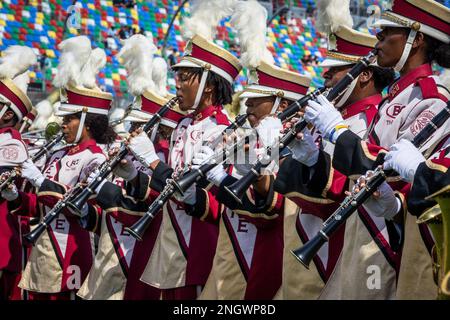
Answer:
top-left (152, 57), bottom-right (168, 97)
top-left (52, 36), bottom-right (92, 88)
top-left (11, 71), bottom-right (30, 94)
top-left (231, 0), bottom-right (274, 68)
top-left (32, 99), bottom-right (54, 130)
top-left (316, 0), bottom-right (353, 34)
top-left (0, 45), bottom-right (37, 80)
top-left (117, 34), bottom-right (157, 96)
top-left (183, 0), bottom-right (238, 41)
top-left (79, 48), bottom-right (106, 89)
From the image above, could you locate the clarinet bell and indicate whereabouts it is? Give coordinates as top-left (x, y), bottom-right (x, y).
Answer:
top-left (23, 223), bottom-right (47, 246)
top-left (224, 166), bottom-right (261, 204)
top-left (290, 233), bottom-right (328, 269)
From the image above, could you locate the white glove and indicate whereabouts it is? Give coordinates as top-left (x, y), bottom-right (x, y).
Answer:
top-left (383, 139), bottom-right (425, 183)
top-left (1, 183), bottom-right (18, 201)
top-left (86, 169), bottom-right (108, 194)
top-left (173, 183), bottom-right (196, 205)
top-left (289, 130), bottom-right (319, 167)
top-left (21, 159), bottom-right (45, 188)
top-left (192, 146), bottom-right (227, 186)
top-left (362, 180), bottom-right (401, 220)
top-left (305, 94), bottom-right (345, 142)
top-left (255, 116), bottom-right (283, 148)
top-left (128, 131), bottom-right (159, 167)
top-left (112, 155), bottom-right (138, 181)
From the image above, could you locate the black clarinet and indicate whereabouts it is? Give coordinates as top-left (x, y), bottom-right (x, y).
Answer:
top-left (125, 114), bottom-right (250, 241)
top-left (65, 97), bottom-right (179, 216)
top-left (224, 49), bottom-right (379, 203)
top-left (291, 100), bottom-right (450, 268)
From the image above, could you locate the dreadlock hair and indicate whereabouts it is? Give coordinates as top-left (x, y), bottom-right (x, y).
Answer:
top-left (176, 67), bottom-right (234, 106)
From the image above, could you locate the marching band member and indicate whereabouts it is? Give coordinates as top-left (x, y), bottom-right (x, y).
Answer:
top-left (274, 24), bottom-right (395, 299)
top-left (117, 5), bottom-right (242, 296)
top-left (77, 34), bottom-right (184, 300)
top-left (6, 37), bottom-right (116, 300)
top-left (0, 45), bottom-right (36, 300)
top-left (303, 0), bottom-right (450, 299)
top-left (181, 0), bottom-right (310, 299)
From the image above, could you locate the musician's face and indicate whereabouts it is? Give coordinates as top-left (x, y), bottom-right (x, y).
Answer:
top-left (62, 114), bottom-right (87, 144)
top-left (375, 27), bottom-right (409, 68)
top-left (245, 96), bottom-right (277, 127)
top-left (175, 68), bottom-right (201, 111)
top-left (322, 65), bottom-right (352, 88)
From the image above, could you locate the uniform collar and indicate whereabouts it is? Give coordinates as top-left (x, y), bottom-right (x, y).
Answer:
top-left (388, 64), bottom-right (433, 100)
top-left (189, 105), bottom-right (222, 123)
top-left (340, 94), bottom-right (382, 120)
top-left (67, 138), bottom-right (97, 155)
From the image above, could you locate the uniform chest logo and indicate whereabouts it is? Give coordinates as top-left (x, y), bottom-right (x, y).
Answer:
top-left (410, 110), bottom-right (435, 136)
top-left (385, 104), bottom-right (405, 119)
top-left (1, 146), bottom-right (19, 160)
top-left (190, 129), bottom-right (203, 142)
top-left (65, 159), bottom-right (80, 168)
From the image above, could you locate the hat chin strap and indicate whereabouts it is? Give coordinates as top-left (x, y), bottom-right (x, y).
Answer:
top-left (191, 69), bottom-right (209, 111)
top-left (0, 105), bottom-right (8, 119)
top-left (335, 76), bottom-right (359, 109)
top-left (74, 110), bottom-right (87, 144)
top-left (271, 97), bottom-right (282, 115)
top-left (19, 121), bottom-right (27, 133)
top-left (394, 29), bottom-right (417, 72)
top-left (149, 122), bottom-right (159, 142)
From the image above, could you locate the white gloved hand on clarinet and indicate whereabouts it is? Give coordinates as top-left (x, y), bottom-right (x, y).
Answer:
top-left (305, 94), bottom-right (346, 143)
top-left (192, 145), bottom-right (228, 187)
top-left (383, 139), bottom-right (425, 183)
top-left (127, 131), bottom-right (159, 167)
top-left (289, 130), bottom-right (319, 167)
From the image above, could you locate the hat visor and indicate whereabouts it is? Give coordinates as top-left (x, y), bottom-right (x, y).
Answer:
top-left (239, 90), bottom-right (272, 100)
top-left (319, 58), bottom-right (353, 68)
top-left (171, 59), bottom-right (201, 70)
top-left (124, 110), bottom-right (151, 123)
top-left (54, 108), bottom-right (77, 116)
top-left (371, 18), bottom-right (402, 29)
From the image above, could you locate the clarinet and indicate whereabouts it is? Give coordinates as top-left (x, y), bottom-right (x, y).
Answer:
top-left (291, 100), bottom-right (450, 268)
top-left (65, 97), bottom-right (179, 216)
top-left (23, 182), bottom-right (85, 245)
top-left (125, 114), bottom-right (250, 241)
top-left (224, 49), bottom-right (379, 203)
top-left (0, 132), bottom-right (65, 192)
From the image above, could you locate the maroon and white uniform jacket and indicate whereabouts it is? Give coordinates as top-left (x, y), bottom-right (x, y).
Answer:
top-left (328, 64), bottom-right (450, 299)
top-left (77, 139), bottom-right (170, 300)
top-left (136, 106), bottom-right (228, 292)
top-left (274, 95), bottom-right (378, 299)
top-left (0, 128), bottom-right (28, 277)
top-left (11, 139), bottom-right (106, 294)
top-left (181, 164), bottom-right (284, 300)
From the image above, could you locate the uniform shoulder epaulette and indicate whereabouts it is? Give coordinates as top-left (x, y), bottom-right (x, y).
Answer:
top-left (0, 127), bottom-right (22, 140)
top-left (86, 144), bottom-right (104, 155)
top-left (211, 108), bottom-right (230, 126)
top-left (416, 77), bottom-right (448, 102)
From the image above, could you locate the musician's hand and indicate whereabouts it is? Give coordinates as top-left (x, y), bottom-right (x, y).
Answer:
top-left (1, 183), bottom-right (18, 201)
top-left (353, 171), bottom-right (401, 220)
top-left (113, 155), bottom-right (138, 181)
top-left (305, 94), bottom-right (345, 142)
top-left (289, 130), bottom-right (319, 167)
top-left (127, 131), bottom-right (158, 167)
top-left (21, 159), bottom-right (45, 188)
top-left (173, 184), bottom-right (196, 205)
top-left (383, 139), bottom-right (425, 183)
top-left (255, 116), bottom-right (283, 148)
